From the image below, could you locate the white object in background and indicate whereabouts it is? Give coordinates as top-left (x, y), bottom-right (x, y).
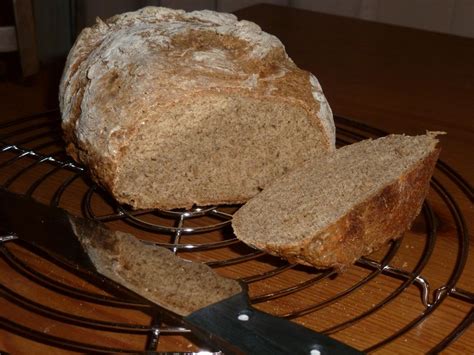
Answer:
top-left (359, 0), bottom-right (379, 20)
top-left (451, 0), bottom-right (474, 38)
top-left (0, 26), bottom-right (18, 52)
top-left (290, 0), bottom-right (362, 17)
top-left (376, 0), bottom-right (456, 34)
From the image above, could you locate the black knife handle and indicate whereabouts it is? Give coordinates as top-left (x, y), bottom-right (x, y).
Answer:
top-left (185, 292), bottom-right (364, 355)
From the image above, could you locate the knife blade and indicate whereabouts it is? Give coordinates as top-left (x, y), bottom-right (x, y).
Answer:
top-left (0, 189), bottom-right (364, 355)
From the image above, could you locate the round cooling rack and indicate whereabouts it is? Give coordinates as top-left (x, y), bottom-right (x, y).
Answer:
top-left (0, 110), bottom-right (472, 354)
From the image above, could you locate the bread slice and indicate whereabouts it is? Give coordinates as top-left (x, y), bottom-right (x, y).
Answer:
top-left (70, 216), bottom-right (242, 317)
top-left (59, 7), bottom-right (335, 210)
top-left (232, 133), bottom-right (441, 269)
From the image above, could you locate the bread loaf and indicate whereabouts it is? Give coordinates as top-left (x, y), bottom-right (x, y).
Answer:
top-left (232, 133), bottom-right (441, 269)
top-left (59, 7), bottom-right (335, 210)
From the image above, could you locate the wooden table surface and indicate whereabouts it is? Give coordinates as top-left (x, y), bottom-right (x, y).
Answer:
top-left (0, 4), bottom-right (472, 354)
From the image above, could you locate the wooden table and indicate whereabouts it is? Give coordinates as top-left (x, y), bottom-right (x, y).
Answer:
top-left (0, 4), bottom-right (472, 354)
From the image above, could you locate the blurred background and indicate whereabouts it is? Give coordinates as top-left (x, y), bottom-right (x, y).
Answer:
top-left (1, 0), bottom-right (474, 131)
top-left (1, 0), bottom-right (474, 74)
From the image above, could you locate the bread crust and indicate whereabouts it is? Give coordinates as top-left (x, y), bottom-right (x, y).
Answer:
top-left (245, 148), bottom-right (440, 269)
top-left (59, 7), bottom-right (335, 209)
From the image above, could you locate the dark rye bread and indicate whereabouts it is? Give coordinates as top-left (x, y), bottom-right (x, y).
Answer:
top-left (59, 7), bottom-right (335, 210)
top-left (69, 216), bottom-right (242, 316)
top-left (232, 133), bottom-right (442, 269)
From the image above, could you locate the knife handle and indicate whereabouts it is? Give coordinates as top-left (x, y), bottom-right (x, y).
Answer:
top-left (185, 293), bottom-right (364, 355)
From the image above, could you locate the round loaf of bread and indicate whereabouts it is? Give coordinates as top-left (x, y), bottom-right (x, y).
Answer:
top-left (59, 7), bottom-right (335, 210)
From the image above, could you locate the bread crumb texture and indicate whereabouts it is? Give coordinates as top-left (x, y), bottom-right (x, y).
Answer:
top-left (71, 216), bottom-right (242, 316)
top-left (59, 7), bottom-right (335, 209)
top-left (232, 133), bottom-right (441, 270)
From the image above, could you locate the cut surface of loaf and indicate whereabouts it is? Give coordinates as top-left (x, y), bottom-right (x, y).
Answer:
top-left (70, 216), bottom-right (242, 316)
top-left (232, 133), bottom-right (441, 269)
top-left (59, 7), bottom-right (335, 210)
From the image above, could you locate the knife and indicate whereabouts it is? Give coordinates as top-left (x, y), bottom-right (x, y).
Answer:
top-left (0, 189), bottom-right (363, 355)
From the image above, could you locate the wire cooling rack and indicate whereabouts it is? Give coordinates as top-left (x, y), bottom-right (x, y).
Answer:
top-left (0, 110), bottom-right (472, 354)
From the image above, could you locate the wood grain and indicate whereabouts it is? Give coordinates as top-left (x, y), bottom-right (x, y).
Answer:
top-left (0, 5), bottom-right (472, 354)
top-left (236, 5), bottom-right (474, 183)
top-left (12, 0), bottom-right (39, 77)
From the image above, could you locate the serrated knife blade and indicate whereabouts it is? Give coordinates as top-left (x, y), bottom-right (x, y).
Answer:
top-left (0, 189), bottom-right (363, 355)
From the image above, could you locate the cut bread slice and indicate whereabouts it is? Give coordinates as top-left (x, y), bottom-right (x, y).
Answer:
top-left (70, 216), bottom-right (242, 316)
top-left (232, 133), bottom-right (442, 269)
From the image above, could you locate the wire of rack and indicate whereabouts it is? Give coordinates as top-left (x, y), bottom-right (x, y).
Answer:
top-left (0, 110), bottom-right (472, 353)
